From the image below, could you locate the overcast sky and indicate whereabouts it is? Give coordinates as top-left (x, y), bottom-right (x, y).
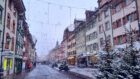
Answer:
top-left (23, 0), bottom-right (98, 57)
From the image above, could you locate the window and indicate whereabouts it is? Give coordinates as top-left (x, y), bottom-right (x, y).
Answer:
top-left (92, 22), bottom-right (95, 28)
top-left (5, 33), bottom-right (10, 49)
top-left (104, 9), bottom-right (109, 17)
top-left (7, 13), bottom-right (11, 29)
top-left (127, 14), bottom-right (132, 22)
top-left (132, 11), bottom-right (138, 21)
top-left (13, 8), bottom-right (17, 17)
top-left (99, 25), bottom-right (104, 33)
top-left (107, 35), bottom-right (111, 43)
top-left (89, 34), bottom-right (93, 40)
top-left (123, 16), bottom-right (128, 25)
top-left (87, 45), bottom-right (90, 52)
top-left (112, 9), bottom-right (116, 15)
top-left (12, 20), bottom-right (15, 33)
top-left (122, 35), bottom-right (126, 43)
top-left (90, 23), bottom-right (93, 28)
top-left (93, 43), bottom-right (98, 51)
top-left (100, 38), bottom-right (104, 46)
top-left (95, 32), bottom-right (97, 38)
top-left (90, 44), bottom-right (93, 52)
top-left (105, 21), bottom-right (110, 30)
top-left (86, 35), bottom-right (89, 41)
top-left (99, 25), bottom-right (102, 33)
top-left (114, 37), bottom-right (118, 45)
top-left (11, 37), bottom-right (14, 51)
top-left (92, 32), bottom-right (97, 39)
top-left (118, 35), bottom-right (123, 44)
top-left (116, 19), bottom-right (122, 28)
top-left (98, 13), bottom-right (102, 21)
top-left (0, 6), bottom-right (3, 24)
top-left (112, 22), bottom-right (117, 29)
top-left (115, 4), bottom-right (121, 12)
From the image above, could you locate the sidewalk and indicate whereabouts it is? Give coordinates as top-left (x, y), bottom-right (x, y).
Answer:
top-left (69, 67), bottom-right (101, 79)
top-left (4, 70), bottom-right (29, 79)
top-left (13, 70), bottom-right (28, 79)
top-left (53, 65), bottom-right (101, 79)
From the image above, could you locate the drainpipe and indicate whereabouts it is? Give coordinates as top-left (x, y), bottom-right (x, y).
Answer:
top-left (109, 4), bottom-right (114, 47)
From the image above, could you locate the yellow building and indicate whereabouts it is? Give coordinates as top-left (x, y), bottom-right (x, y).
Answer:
top-left (67, 27), bottom-right (76, 65)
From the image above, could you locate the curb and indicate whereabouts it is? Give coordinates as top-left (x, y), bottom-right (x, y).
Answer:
top-left (69, 71), bottom-right (94, 79)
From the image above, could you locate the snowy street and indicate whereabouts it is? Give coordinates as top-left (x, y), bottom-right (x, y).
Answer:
top-left (24, 64), bottom-right (86, 79)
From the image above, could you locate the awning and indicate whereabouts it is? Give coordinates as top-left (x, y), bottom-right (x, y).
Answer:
top-left (2, 50), bottom-right (14, 58)
top-left (67, 56), bottom-right (75, 60)
top-left (15, 55), bottom-right (22, 59)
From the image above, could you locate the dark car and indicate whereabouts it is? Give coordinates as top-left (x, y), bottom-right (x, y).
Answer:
top-left (59, 64), bottom-right (69, 71)
top-left (52, 63), bottom-right (58, 68)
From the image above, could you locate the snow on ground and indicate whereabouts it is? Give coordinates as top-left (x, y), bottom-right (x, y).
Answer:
top-left (134, 41), bottom-right (140, 50)
top-left (70, 67), bottom-right (101, 79)
top-left (114, 41), bottom-right (140, 50)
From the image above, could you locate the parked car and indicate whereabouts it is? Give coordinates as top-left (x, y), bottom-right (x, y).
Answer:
top-left (52, 63), bottom-right (58, 68)
top-left (59, 64), bottom-right (69, 71)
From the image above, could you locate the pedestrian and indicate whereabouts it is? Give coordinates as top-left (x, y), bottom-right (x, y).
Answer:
top-left (29, 63), bottom-right (32, 70)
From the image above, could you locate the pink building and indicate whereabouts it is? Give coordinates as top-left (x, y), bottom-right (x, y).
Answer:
top-left (111, 0), bottom-right (139, 45)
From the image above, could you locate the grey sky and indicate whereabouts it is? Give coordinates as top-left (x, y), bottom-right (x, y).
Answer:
top-left (23, 0), bottom-right (98, 57)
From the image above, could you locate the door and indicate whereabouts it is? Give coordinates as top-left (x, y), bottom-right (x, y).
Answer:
top-left (6, 58), bottom-right (10, 75)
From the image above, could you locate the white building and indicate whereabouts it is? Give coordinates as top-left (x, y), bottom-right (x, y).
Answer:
top-left (97, 0), bottom-right (113, 50)
top-left (85, 10), bottom-right (99, 65)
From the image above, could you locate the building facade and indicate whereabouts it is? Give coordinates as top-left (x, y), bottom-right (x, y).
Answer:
top-left (0, 0), bottom-right (5, 54)
top-left (0, 1), bottom-right (6, 73)
top-left (23, 22), bottom-right (31, 70)
top-left (2, 0), bottom-right (26, 76)
top-left (67, 27), bottom-right (76, 65)
top-left (111, 0), bottom-right (139, 45)
top-left (14, 0), bottom-right (26, 74)
top-left (85, 11), bottom-right (99, 66)
top-left (97, 0), bottom-right (113, 49)
top-left (30, 36), bottom-right (37, 66)
top-left (74, 19), bottom-right (87, 66)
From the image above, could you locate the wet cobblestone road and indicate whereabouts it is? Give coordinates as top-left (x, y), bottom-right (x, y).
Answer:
top-left (24, 64), bottom-right (85, 79)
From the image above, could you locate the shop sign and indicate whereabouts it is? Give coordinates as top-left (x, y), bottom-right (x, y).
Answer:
top-left (1, 51), bottom-right (13, 56)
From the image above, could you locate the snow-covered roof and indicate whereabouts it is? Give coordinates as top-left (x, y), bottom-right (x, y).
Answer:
top-left (32, 35), bottom-right (37, 44)
top-left (67, 24), bottom-right (75, 31)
